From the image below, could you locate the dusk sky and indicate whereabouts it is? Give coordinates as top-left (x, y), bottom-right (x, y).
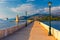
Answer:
top-left (0, 0), bottom-right (60, 19)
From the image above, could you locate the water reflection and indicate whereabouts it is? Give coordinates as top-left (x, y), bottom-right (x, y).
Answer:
top-left (16, 22), bottom-right (19, 26)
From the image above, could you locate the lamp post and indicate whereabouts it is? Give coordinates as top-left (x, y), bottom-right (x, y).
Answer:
top-left (48, 1), bottom-right (52, 36)
top-left (25, 11), bottom-right (27, 26)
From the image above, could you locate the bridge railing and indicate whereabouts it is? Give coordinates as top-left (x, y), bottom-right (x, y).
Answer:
top-left (40, 22), bottom-right (60, 40)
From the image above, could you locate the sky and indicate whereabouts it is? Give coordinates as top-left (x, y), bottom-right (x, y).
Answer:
top-left (0, 0), bottom-right (60, 19)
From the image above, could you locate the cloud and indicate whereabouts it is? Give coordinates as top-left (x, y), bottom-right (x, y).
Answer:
top-left (11, 4), bottom-right (38, 15)
top-left (11, 3), bottom-right (60, 16)
top-left (11, 3), bottom-right (49, 16)
top-left (32, 6), bottom-right (60, 14)
top-left (43, 6), bottom-right (60, 13)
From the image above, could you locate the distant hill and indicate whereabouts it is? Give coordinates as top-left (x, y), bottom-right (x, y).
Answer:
top-left (18, 13), bottom-right (50, 20)
top-left (19, 16), bottom-right (27, 20)
top-left (8, 13), bottom-right (60, 20)
top-left (8, 13), bottom-right (50, 20)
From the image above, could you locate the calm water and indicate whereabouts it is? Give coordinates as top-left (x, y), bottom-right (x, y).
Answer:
top-left (0, 20), bottom-right (60, 30)
top-left (0, 20), bottom-right (26, 30)
top-left (43, 21), bottom-right (60, 30)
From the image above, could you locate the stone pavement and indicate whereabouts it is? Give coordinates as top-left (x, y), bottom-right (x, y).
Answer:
top-left (1, 21), bottom-right (56, 40)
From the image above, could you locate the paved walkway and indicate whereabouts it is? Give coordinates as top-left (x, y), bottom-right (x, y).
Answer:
top-left (1, 21), bottom-right (56, 40)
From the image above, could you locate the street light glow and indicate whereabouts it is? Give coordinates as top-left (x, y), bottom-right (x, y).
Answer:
top-left (48, 2), bottom-right (52, 6)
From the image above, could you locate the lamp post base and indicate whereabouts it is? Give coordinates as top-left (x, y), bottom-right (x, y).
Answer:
top-left (25, 24), bottom-right (27, 26)
top-left (48, 32), bottom-right (52, 36)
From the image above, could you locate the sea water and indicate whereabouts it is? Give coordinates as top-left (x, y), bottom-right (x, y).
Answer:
top-left (0, 20), bottom-right (26, 30)
top-left (43, 21), bottom-right (60, 30)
